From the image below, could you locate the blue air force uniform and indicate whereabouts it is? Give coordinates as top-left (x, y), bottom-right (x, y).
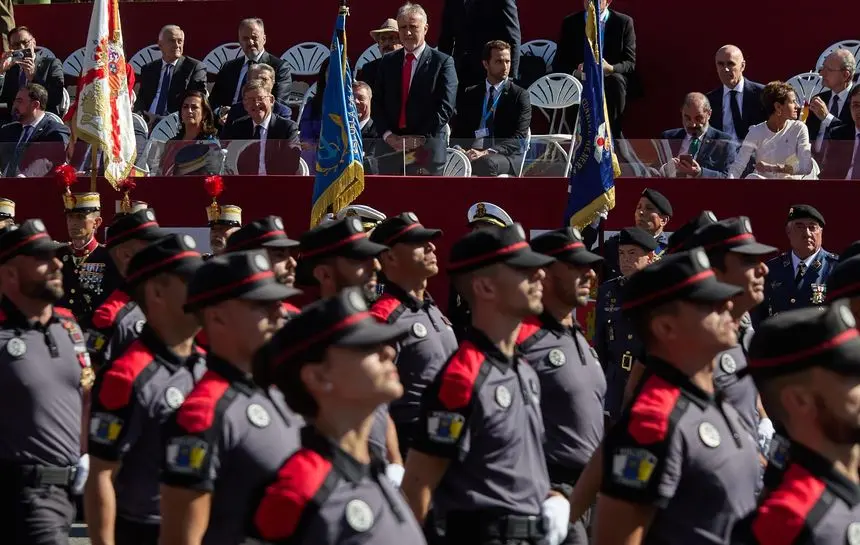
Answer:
top-left (755, 249), bottom-right (838, 326)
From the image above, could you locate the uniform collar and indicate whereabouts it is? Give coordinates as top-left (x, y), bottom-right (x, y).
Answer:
top-left (73, 236), bottom-right (99, 258)
top-left (205, 351), bottom-right (257, 389)
top-left (463, 325), bottom-right (516, 372)
top-left (138, 324), bottom-right (202, 374)
top-left (789, 440), bottom-right (860, 507)
top-left (300, 425), bottom-right (385, 485)
top-left (383, 281), bottom-right (435, 312)
top-left (0, 297), bottom-right (61, 330)
top-left (538, 310), bottom-right (573, 336)
top-left (644, 355), bottom-right (714, 409)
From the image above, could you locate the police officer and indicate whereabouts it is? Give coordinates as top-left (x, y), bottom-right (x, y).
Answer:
top-left (0, 219), bottom-right (95, 545)
top-left (517, 227), bottom-right (605, 545)
top-left (248, 288), bottom-right (427, 545)
top-left (88, 209), bottom-right (167, 368)
top-left (0, 197), bottom-right (16, 229)
top-left (600, 188), bottom-right (672, 279)
top-left (403, 223), bottom-right (571, 545)
top-left (114, 199), bottom-right (149, 219)
top-left (594, 227), bottom-right (655, 423)
top-left (827, 255), bottom-right (860, 319)
top-left (367, 213), bottom-right (458, 455)
top-left (84, 234), bottom-right (205, 545)
top-left (57, 191), bottom-right (121, 328)
top-left (753, 204), bottom-right (838, 326)
top-left (732, 302), bottom-right (860, 543)
top-left (593, 249), bottom-right (759, 545)
top-left (160, 251), bottom-right (302, 545)
top-left (205, 203), bottom-right (242, 258)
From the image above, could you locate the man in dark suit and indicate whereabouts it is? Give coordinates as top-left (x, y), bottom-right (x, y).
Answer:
top-left (352, 80), bottom-right (380, 174)
top-left (209, 18), bottom-right (291, 112)
top-left (807, 49), bottom-right (855, 152)
top-left (660, 92), bottom-right (737, 178)
top-left (0, 83), bottom-right (69, 177)
top-left (438, 0), bottom-right (521, 89)
top-left (821, 84), bottom-right (860, 179)
top-left (133, 25), bottom-right (207, 125)
top-left (452, 40), bottom-right (530, 176)
top-left (356, 19), bottom-right (402, 91)
top-left (0, 26), bottom-right (64, 122)
top-left (554, 0), bottom-right (637, 138)
top-left (705, 45), bottom-right (766, 142)
top-left (372, 4), bottom-right (457, 176)
top-left (221, 63), bottom-right (291, 127)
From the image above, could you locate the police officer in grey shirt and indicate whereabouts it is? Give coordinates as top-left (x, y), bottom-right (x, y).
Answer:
top-left (732, 303), bottom-right (860, 543)
top-left (595, 249), bottom-right (760, 545)
top-left (84, 234), bottom-right (205, 545)
top-left (159, 251), bottom-right (303, 545)
top-left (517, 227), bottom-right (606, 545)
top-left (0, 219), bottom-right (95, 545)
top-left (249, 288), bottom-right (427, 545)
top-left (368, 213), bottom-right (459, 455)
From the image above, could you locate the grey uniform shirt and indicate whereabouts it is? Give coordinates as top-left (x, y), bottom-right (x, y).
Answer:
top-left (732, 441), bottom-right (860, 544)
top-left (87, 288), bottom-right (146, 367)
top-left (412, 326), bottom-right (550, 519)
top-left (251, 426), bottom-right (427, 544)
top-left (517, 312), bottom-right (606, 474)
top-left (368, 404), bottom-right (390, 461)
top-left (161, 354), bottom-right (302, 545)
top-left (713, 316), bottom-right (759, 432)
top-left (602, 357), bottom-right (760, 545)
top-left (88, 325), bottom-right (206, 523)
top-left (0, 301), bottom-right (90, 466)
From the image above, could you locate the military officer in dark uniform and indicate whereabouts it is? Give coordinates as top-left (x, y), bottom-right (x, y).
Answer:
top-left (403, 224), bottom-right (572, 545)
top-left (249, 288), bottom-right (427, 545)
top-left (56, 192), bottom-right (121, 328)
top-left (594, 227), bottom-right (655, 423)
top-left (0, 219), bottom-right (95, 545)
top-left (732, 303), bottom-right (860, 543)
top-left (593, 249), bottom-right (760, 545)
top-left (160, 251), bottom-right (303, 545)
top-left (753, 204), bottom-right (838, 327)
top-left (599, 189), bottom-right (672, 280)
top-left (516, 227), bottom-right (605, 545)
top-left (0, 197), bottom-right (16, 229)
top-left (205, 203), bottom-right (242, 258)
top-left (84, 234), bottom-right (205, 545)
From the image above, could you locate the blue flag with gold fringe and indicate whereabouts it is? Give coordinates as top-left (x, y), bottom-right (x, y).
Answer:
top-left (564, 0), bottom-right (621, 230)
top-left (310, 5), bottom-right (365, 227)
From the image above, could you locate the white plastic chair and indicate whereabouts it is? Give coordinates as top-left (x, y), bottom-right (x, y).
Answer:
top-left (355, 44), bottom-right (381, 72)
top-left (202, 42), bottom-right (243, 76)
top-left (786, 72), bottom-right (824, 104)
top-left (129, 44), bottom-right (161, 75)
top-left (59, 88), bottom-right (70, 117)
top-left (521, 40), bottom-right (557, 73)
top-left (815, 40), bottom-right (860, 71)
top-left (132, 113), bottom-right (148, 137)
top-left (528, 73), bottom-right (583, 174)
top-left (150, 112), bottom-right (180, 142)
top-left (44, 112), bottom-right (64, 125)
top-left (512, 128), bottom-right (531, 177)
top-left (298, 157), bottom-right (310, 176)
top-left (63, 47), bottom-right (87, 80)
top-left (35, 46), bottom-right (55, 59)
top-left (297, 82), bottom-right (318, 122)
top-left (281, 42), bottom-right (329, 77)
top-left (444, 148), bottom-right (472, 177)
top-left (287, 81), bottom-right (310, 109)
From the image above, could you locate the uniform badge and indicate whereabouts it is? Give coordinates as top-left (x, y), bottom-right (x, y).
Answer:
top-left (547, 349), bottom-right (566, 367)
top-left (610, 447), bottom-right (657, 489)
top-left (166, 436), bottom-right (209, 474)
top-left (427, 411), bottom-right (465, 443)
top-left (345, 499), bottom-right (374, 532)
top-left (840, 305), bottom-right (856, 328)
top-left (6, 337), bottom-right (26, 358)
top-left (164, 387), bottom-right (185, 410)
top-left (495, 385), bottom-right (512, 409)
top-left (134, 320), bottom-right (145, 334)
top-left (80, 366), bottom-right (95, 389)
top-left (767, 434), bottom-right (790, 470)
top-left (720, 354), bottom-right (737, 374)
top-left (698, 422), bottom-right (721, 448)
top-left (87, 331), bottom-right (107, 353)
top-left (810, 284), bottom-right (826, 305)
top-left (90, 413), bottom-right (124, 445)
top-left (846, 523), bottom-right (860, 545)
top-left (347, 290), bottom-right (367, 312)
top-left (246, 403), bottom-right (271, 428)
top-left (411, 323), bottom-right (428, 338)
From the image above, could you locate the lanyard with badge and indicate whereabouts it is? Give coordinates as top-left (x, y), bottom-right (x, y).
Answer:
top-left (475, 80), bottom-right (505, 146)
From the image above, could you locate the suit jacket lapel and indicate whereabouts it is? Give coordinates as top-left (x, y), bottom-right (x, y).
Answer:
top-left (413, 48), bottom-right (431, 82)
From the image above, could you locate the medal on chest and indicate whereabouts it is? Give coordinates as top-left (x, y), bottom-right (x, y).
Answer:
top-left (810, 283), bottom-right (826, 305)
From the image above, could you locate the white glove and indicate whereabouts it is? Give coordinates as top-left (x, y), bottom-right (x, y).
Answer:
top-left (758, 417), bottom-right (775, 453)
top-left (71, 454), bottom-right (89, 495)
top-left (541, 494), bottom-right (570, 545)
top-left (385, 463), bottom-right (405, 487)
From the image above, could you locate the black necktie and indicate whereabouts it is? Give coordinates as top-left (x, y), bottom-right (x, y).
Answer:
top-left (831, 95), bottom-right (840, 117)
top-left (253, 125), bottom-right (262, 139)
top-left (729, 90), bottom-right (743, 137)
top-left (795, 262), bottom-right (807, 288)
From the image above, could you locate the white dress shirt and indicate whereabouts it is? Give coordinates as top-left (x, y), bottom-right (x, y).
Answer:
top-left (814, 85), bottom-right (852, 153)
top-left (722, 79), bottom-right (745, 139)
top-left (359, 117), bottom-right (370, 131)
top-left (234, 50), bottom-right (267, 104)
top-left (148, 59), bottom-right (180, 114)
top-left (728, 120), bottom-right (813, 179)
top-left (254, 112), bottom-right (271, 175)
top-left (791, 249), bottom-right (820, 277)
top-left (847, 128), bottom-right (860, 179)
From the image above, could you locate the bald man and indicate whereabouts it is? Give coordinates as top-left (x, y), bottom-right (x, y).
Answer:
top-left (660, 92), bottom-right (737, 178)
top-left (807, 49), bottom-right (856, 150)
top-left (705, 45), bottom-right (766, 141)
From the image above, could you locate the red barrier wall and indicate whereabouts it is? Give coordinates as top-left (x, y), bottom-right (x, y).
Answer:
top-left (15, 0), bottom-right (860, 137)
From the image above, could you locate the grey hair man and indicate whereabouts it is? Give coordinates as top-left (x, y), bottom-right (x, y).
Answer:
top-left (660, 91), bottom-right (738, 178)
top-left (808, 49), bottom-right (857, 149)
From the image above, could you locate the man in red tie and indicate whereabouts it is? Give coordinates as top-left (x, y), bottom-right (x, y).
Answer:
top-left (371, 2), bottom-right (457, 176)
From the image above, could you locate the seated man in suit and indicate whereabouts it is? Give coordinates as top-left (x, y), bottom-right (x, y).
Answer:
top-left (356, 18), bottom-right (402, 91)
top-left (209, 17), bottom-right (291, 112)
top-left (372, 3), bottom-right (457, 176)
top-left (659, 92), bottom-right (737, 178)
top-left (352, 80), bottom-right (380, 174)
top-left (133, 24), bottom-right (207, 127)
top-left (0, 83), bottom-right (69, 177)
top-left (705, 45), bottom-right (766, 142)
top-left (808, 49), bottom-right (856, 154)
top-left (0, 26), bottom-right (64, 122)
top-left (221, 80), bottom-right (299, 175)
top-left (222, 63), bottom-right (291, 126)
top-left (554, 0), bottom-right (637, 138)
top-left (452, 40), bottom-right (530, 176)
top-left (821, 84), bottom-right (860, 179)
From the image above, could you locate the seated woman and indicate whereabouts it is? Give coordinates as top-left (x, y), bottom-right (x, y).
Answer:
top-left (728, 81), bottom-right (814, 179)
top-left (299, 57), bottom-right (329, 167)
top-left (162, 90), bottom-right (221, 175)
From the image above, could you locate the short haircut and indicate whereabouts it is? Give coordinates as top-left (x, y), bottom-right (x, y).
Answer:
top-left (273, 358), bottom-right (321, 418)
top-left (483, 40), bottom-right (512, 62)
top-left (248, 63), bottom-right (275, 79)
top-left (21, 83), bottom-right (48, 110)
top-left (241, 80), bottom-right (269, 98)
top-left (8, 26), bottom-right (32, 40)
top-left (850, 84), bottom-right (860, 103)
top-left (397, 3), bottom-right (428, 24)
top-left (761, 81), bottom-right (796, 116)
top-left (159, 24), bottom-right (182, 40)
top-left (352, 80), bottom-right (372, 97)
top-left (239, 17), bottom-right (265, 31)
top-left (629, 300), bottom-right (682, 347)
top-left (833, 49), bottom-right (857, 75)
top-left (705, 248), bottom-right (728, 271)
top-left (682, 92), bottom-right (711, 113)
top-left (755, 370), bottom-right (813, 426)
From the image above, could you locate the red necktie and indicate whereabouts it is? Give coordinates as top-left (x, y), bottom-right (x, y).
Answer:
top-left (399, 53), bottom-right (416, 130)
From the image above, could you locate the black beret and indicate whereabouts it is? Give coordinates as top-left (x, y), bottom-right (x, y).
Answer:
top-left (125, 234), bottom-right (204, 289)
top-left (531, 226), bottom-right (603, 266)
top-left (666, 211), bottom-right (718, 255)
top-left (642, 188), bottom-right (673, 217)
top-left (786, 204), bottom-right (825, 227)
top-left (369, 212), bottom-right (442, 247)
top-left (226, 215), bottom-right (298, 252)
top-left (618, 227), bottom-right (658, 251)
top-left (827, 256), bottom-right (860, 302)
top-left (689, 216), bottom-right (777, 256)
top-left (448, 223), bottom-right (554, 274)
top-left (0, 219), bottom-right (63, 264)
top-left (106, 209), bottom-right (166, 249)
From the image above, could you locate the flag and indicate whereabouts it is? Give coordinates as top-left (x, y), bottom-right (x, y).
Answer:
top-left (310, 4), bottom-right (365, 227)
top-left (564, 0), bottom-right (621, 230)
top-left (72, 0), bottom-right (136, 187)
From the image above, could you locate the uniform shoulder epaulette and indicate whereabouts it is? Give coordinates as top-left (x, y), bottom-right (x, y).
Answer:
top-left (98, 339), bottom-right (156, 411)
top-left (515, 315), bottom-right (543, 346)
top-left (370, 293), bottom-right (405, 324)
top-left (254, 448), bottom-right (335, 541)
top-left (175, 371), bottom-right (232, 433)
top-left (749, 464), bottom-right (825, 542)
top-left (53, 306), bottom-right (75, 319)
top-left (92, 289), bottom-right (132, 329)
top-left (626, 374), bottom-right (682, 445)
top-left (437, 341), bottom-right (487, 410)
top-left (823, 250), bottom-right (838, 261)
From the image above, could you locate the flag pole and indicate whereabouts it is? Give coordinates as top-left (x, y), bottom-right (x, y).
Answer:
top-left (89, 147), bottom-right (98, 192)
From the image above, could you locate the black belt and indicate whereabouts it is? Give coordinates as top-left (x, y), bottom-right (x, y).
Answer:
top-left (0, 463), bottom-right (76, 487)
top-left (446, 511), bottom-right (546, 539)
top-left (547, 461), bottom-right (584, 486)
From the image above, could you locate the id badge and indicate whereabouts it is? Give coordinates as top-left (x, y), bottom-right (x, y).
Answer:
top-left (474, 128), bottom-right (489, 138)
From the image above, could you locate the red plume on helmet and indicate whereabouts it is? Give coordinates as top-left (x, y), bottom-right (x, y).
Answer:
top-left (53, 164), bottom-right (78, 210)
top-left (204, 175), bottom-right (225, 221)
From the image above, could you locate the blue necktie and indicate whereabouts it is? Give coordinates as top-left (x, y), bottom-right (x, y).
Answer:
top-left (8, 125), bottom-right (33, 176)
top-left (155, 64), bottom-right (173, 115)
